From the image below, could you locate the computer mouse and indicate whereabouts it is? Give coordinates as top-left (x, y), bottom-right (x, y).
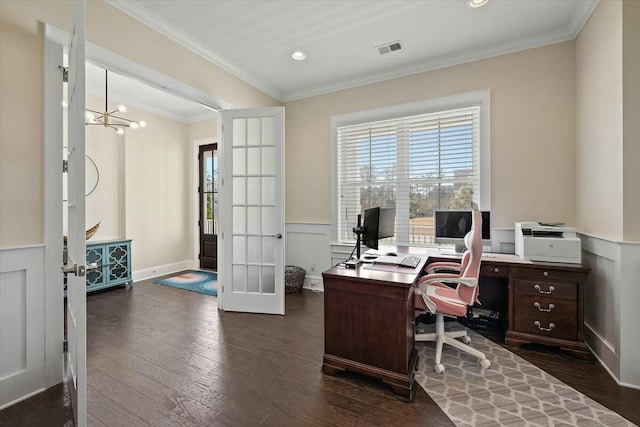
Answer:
top-left (386, 252), bottom-right (398, 257)
top-left (364, 255), bottom-right (377, 260)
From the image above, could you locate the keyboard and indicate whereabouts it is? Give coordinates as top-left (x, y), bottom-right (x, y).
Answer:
top-left (398, 256), bottom-right (421, 268)
top-left (372, 255), bottom-right (422, 268)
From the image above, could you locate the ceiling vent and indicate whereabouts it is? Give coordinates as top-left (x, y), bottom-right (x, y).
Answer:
top-left (377, 40), bottom-right (403, 55)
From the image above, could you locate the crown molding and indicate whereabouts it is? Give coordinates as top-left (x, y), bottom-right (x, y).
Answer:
top-left (105, 0), bottom-right (284, 102)
top-left (568, 0), bottom-right (599, 37)
top-left (106, 0), bottom-right (598, 104)
top-left (282, 28), bottom-right (575, 102)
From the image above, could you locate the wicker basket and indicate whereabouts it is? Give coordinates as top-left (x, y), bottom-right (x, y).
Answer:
top-left (285, 266), bottom-right (306, 294)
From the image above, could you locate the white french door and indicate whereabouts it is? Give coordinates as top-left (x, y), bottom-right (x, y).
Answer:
top-left (64, 1), bottom-right (87, 425)
top-left (220, 107), bottom-right (285, 314)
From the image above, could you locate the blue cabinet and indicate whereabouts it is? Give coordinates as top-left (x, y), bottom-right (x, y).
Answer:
top-left (85, 239), bottom-right (132, 292)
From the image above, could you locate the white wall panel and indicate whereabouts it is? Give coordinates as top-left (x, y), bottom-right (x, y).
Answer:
top-left (581, 233), bottom-right (640, 389)
top-left (0, 246), bottom-right (46, 409)
top-left (285, 223), bottom-right (331, 290)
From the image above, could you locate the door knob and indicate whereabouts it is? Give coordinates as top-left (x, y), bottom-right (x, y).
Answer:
top-left (271, 233), bottom-right (282, 239)
top-left (61, 264), bottom-right (86, 277)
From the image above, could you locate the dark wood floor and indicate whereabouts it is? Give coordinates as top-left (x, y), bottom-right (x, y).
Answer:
top-left (2, 276), bottom-right (639, 426)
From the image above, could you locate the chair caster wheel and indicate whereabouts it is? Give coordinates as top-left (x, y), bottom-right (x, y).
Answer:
top-left (462, 335), bottom-right (471, 344)
top-left (480, 359), bottom-right (491, 369)
top-left (434, 363), bottom-right (445, 373)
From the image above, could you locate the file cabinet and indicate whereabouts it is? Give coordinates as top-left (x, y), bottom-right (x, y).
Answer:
top-left (506, 264), bottom-right (590, 359)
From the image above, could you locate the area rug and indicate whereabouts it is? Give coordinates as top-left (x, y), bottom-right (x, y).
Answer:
top-left (153, 270), bottom-right (217, 297)
top-left (414, 323), bottom-right (635, 427)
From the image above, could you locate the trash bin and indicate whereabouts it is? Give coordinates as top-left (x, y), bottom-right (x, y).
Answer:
top-left (285, 266), bottom-right (306, 293)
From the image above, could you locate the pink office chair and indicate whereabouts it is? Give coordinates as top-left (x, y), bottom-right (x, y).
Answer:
top-left (415, 210), bottom-right (491, 373)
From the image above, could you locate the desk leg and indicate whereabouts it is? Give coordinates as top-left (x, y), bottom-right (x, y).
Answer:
top-left (321, 364), bottom-right (345, 376)
top-left (322, 351), bottom-right (418, 402)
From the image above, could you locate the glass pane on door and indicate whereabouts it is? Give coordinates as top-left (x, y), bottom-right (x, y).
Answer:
top-left (201, 148), bottom-right (218, 236)
top-left (231, 116), bottom-right (279, 296)
top-left (199, 144), bottom-right (218, 270)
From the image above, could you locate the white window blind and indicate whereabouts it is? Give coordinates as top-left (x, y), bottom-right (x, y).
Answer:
top-left (337, 106), bottom-right (481, 247)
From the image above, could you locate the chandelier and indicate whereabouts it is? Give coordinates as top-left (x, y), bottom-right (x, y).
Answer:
top-left (85, 70), bottom-right (147, 134)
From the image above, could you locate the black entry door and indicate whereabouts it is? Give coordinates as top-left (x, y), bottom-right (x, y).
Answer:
top-left (199, 144), bottom-right (218, 270)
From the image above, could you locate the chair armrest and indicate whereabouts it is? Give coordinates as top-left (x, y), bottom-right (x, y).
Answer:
top-left (424, 262), bottom-right (462, 275)
top-left (418, 275), bottom-right (477, 288)
top-left (417, 272), bottom-right (460, 286)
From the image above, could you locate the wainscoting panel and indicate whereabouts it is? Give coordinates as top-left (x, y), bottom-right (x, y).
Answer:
top-left (0, 246), bottom-right (46, 409)
top-left (285, 223), bottom-right (331, 291)
top-left (580, 233), bottom-right (640, 389)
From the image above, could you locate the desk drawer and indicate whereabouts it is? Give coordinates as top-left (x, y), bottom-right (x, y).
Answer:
top-left (511, 267), bottom-right (585, 283)
top-left (515, 279), bottom-right (576, 300)
top-left (480, 263), bottom-right (509, 278)
top-left (514, 295), bottom-right (577, 341)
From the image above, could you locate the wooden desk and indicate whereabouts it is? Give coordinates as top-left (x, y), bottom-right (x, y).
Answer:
top-left (321, 259), bottom-right (427, 401)
top-left (428, 253), bottom-right (591, 359)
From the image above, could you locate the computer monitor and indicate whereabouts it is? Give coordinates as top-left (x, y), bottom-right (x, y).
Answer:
top-left (434, 210), bottom-right (491, 252)
top-left (363, 207), bottom-right (395, 250)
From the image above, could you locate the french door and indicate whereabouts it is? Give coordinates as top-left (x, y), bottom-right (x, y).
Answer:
top-left (64, 1), bottom-right (87, 425)
top-left (199, 144), bottom-right (218, 270)
top-left (220, 107), bottom-right (285, 314)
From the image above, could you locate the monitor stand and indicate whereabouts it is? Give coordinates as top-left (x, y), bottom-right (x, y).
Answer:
top-left (454, 243), bottom-right (466, 253)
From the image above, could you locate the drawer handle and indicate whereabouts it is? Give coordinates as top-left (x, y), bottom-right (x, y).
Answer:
top-left (534, 302), bottom-right (555, 312)
top-left (534, 321), bottom-right (555, 331)
top-left (534, 284), bottom-right (555, 294)
top-left (493, 267), bottom-right (500, 273)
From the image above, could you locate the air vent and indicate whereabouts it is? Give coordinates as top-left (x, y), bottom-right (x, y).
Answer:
top-left (377, 40), bottom-right (402, 55)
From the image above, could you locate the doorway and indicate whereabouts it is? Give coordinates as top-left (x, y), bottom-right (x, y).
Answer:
top-left (199, 143), bottom-right (218, 270)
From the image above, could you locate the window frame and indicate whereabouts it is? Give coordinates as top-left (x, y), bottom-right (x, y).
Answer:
top-left (330, 90), bottom-right (491, 246)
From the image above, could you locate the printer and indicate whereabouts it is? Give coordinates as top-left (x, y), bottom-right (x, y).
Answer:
top-left (515, 222), bottom-right (581, 264)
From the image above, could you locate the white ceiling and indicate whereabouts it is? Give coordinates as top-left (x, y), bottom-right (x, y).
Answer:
top-left (85, 62), bottom-right (217, 123)
top-left (107, 0), bottom-right (598, 102)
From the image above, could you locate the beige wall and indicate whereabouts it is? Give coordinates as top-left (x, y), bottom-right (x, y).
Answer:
top-left (188, 118), bottom-right (218, 143)
top-left (576, 0), bottom-right (624, 241)
top-left (83, 96), bottom-right (125, 242)
top-left (284, 42), bottom-right (577, 229)
top-left (622, 0), bottom-right (640, 241)
top-left (0, 0), bottom-right (279, 249)
top-left (123, 106), bottom-right (192, 271)
top-left (77, 95), bottom-right (196, 271)
top-left (0, 18), bottom-right (44, 247)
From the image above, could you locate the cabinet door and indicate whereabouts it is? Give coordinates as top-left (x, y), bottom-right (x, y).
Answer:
top-left (85, 244), bottom-right (106, 290)
top-left (106, 241), bottom-right (131, 285)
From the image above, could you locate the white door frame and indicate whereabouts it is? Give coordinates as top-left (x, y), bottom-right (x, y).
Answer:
top-left (43, 23), bottom-right (233, 395)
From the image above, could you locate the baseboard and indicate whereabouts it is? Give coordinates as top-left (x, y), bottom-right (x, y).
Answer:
top-left (585, 323), bottom-right (621, 381)
top-left (303, 274), bottom-right (324, 292)
top-left (132, 260), bottom-right (197, 282)
top-left (0, 365), bottom-right (45, 410)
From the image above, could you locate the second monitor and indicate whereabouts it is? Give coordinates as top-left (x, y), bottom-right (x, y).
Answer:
top-left (363, 207), bottom-right (395, 250)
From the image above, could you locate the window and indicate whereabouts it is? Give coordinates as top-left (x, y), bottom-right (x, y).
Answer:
top-left (332, 91), bottom-right (490, 248)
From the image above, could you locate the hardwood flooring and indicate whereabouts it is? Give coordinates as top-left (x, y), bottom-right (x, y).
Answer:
top-left (1, 276), bottom-right (639, 426)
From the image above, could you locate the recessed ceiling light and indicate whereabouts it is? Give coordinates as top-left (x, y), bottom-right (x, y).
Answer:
top-left (468, 0), bottom-right (488, 8)
top-left (291, 50), bottom-right (306, 61)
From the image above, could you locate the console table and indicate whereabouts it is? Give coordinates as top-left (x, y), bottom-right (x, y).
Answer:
top-left (321, 258), bottom-right (427, 402)
top-left (84, 239), bottom-right (132, 292)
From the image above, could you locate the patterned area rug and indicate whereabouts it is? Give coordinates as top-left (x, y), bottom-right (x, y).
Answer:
top-left (414, 323), bottom-right (634, 427)
top-left (153, 270), bottom-right (217, 297)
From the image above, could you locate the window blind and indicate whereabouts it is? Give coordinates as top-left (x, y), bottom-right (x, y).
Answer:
top-left (337, 106), bottom-right (481, 247)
